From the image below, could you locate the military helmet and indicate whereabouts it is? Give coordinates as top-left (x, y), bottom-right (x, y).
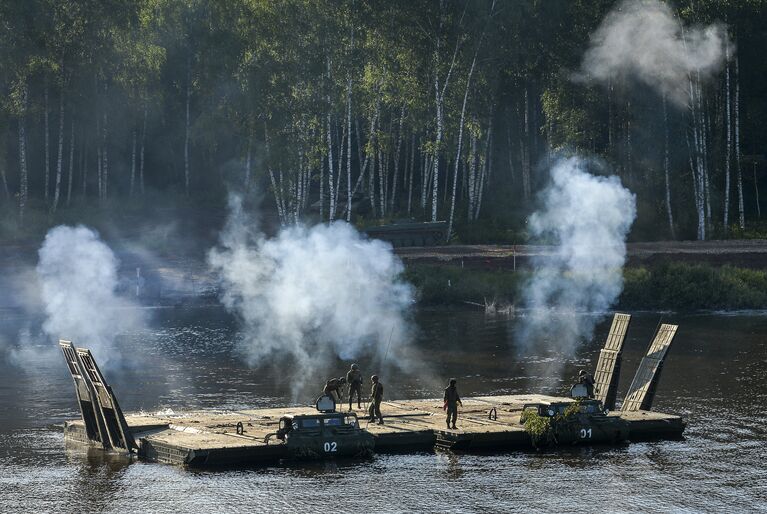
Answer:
top-left (449, 378), bottom-right (457, 386)
top-left (351, 363), bottom-right (359, 370)
top-left (579, 370), bottom-right (587, 376)
top-left (339, 376), bottom-right (347, 384)
top-left (371, 374), bottom-right (379, 382)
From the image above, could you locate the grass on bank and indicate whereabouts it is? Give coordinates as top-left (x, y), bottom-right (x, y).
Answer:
top-left (404, 262), bottom-right (767, 311)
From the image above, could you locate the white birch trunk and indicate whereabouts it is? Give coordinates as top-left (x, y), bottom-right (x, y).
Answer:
top-left (184, 56), bottom-right (191, 196)
top-left (264, 123), bottom-right (285, 224)
top-left (326, 56), bottom-right (335, 221)
top-left (475, 119), bottom-right (492, 220)
top-left (447, 53), bottom-right (477, 239)
top-left (140, 102), bottom-right (147, 194)
top-left (130, 128), bottom-right (137, 196)
top-left (335, 117), bottom-right (344, 219)
top-left (44, 84), bottom-right (50, 201)
top-left (320, 135), bottom-right (325, 221)
top-left (432, 77), bottom-right (443, 222)
top-left (378, 146), bottom-right (385, 217)
top-left (662, 95), bottom-right (675, 238)
top-left (18, 82), bottom-right (28, 226)
top-left (96, 117), bottom-right (102, 200)
top-left (407, 134), bottom-right (415, 216)
top-left (522, 90), bottom-right (531, 200)
top-left (0, 151), bottom-right (9, 200)
top-left (66, 115), bottom-right (74, 206)
top-left (687, 72), bottom-right (706, 240)
top-left (723, 54), bottom-right (732, 232)
top-left (430, 0), bottom-right (459, 222)
top-left (368, 115), bottom-right (378, 218)
top-left (295, 150), bottom-right (303, 224)
top-left (389, 105), bottom-right (406, 214)
top-left (102, 111), bottom-right (108, 200)
top-left (326, 115), bottom-right (334, 221)
top-left (421, 153), bottom-right (430, 213)
top-left (468, 128), bottom-right (477, 220)
top-left (753, 163), bottom-right (761, 219)
top-left (52, 89), bottom-right (64, 212)
top-left (626, 99), bottom-right (632, 177)
top-left (244, 134), bottom-right (252, 192)
top-left (735, 54), bottom-right (744, 229)
top-left (607, 80), bottom-right (613, 152)
top-left (345, 78), bottom-right (352, 222)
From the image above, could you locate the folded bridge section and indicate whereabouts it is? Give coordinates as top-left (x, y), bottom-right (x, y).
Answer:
top-left (59, 340), bottom-right (136, 452)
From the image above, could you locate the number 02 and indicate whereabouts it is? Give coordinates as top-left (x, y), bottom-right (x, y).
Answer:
top-left (323, 441), bottom-right (337, 452)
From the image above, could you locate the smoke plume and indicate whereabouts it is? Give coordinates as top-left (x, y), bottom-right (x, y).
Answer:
top-left (517, 157), bottom-right (636, 361)
top-left (208, 195), bottom-right (415, 396)
top-left (36, 225), bottom-right (144, 367)
top-left (576, 0), bottom-right (730, 106)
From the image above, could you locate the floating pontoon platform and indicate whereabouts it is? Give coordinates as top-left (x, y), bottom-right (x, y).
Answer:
top-left (61, 313), bottom-right (686, 467)
top-left (64, 394), bottom-right (684, 467)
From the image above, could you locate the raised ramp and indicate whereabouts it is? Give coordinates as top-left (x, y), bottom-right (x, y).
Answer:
top-left (59, 341), bottom-right (107, 445)
top-left (621, 324), bottom-right (678, 412)
top-left (74, 348), bottom-right (137, 451)
top-left (593, 313), bottom-right (631, 410)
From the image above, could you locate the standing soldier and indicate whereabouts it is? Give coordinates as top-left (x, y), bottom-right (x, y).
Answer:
top-left (579, 370), bottom-right (595, 399)
top-left (443, 378), bottom-right (462, 430)
top-left (368, 375), bottom-right (384, 425)
top-left (346, 363), bottom-right (363, 411)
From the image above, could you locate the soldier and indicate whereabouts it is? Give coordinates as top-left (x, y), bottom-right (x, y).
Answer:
top-left (443, 378), bottom-right (462, 429)
top-left (368, 375), bottom-right (384, 425)
top-left (579, 370), bottom-right (595, 398)
top-left (346, 363), bottom-right (363, 411)
top-left (323, 376), bottom-right (347, 405)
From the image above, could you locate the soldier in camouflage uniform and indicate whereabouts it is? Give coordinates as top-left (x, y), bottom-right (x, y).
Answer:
top-left (368, 375), bottom-right (384, 424)
top-left (346, 363), bottom-right (363, 411)
top-left (443, 378), bottom-right (462, 429)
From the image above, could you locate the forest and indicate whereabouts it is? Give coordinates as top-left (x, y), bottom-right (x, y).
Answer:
top-left (1, 0), bottom-right (765, 242)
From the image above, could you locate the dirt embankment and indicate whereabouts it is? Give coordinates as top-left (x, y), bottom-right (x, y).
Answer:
top-left (395, 240), bottom-right (767, 270)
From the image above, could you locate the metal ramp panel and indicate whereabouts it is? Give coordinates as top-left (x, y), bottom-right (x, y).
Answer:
top-left (593, 313), bottom-right (631, 410)
top-left (59, 340), bottom-right (108, 445)
top-left (74, 347), bottom-right (137, 451)
top-left (621, 324), bottom-right (678, 412)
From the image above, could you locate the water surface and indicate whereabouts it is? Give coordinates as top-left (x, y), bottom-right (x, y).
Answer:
top-left (0, 308), bottom-right (764, 513)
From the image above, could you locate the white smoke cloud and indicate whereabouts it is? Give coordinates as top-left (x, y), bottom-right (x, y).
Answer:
top-left (208, 195), bottom-right (415, 396)
top-left (576, 0), bottom-right (730, 106)
top-left (518, 157), bottom-right (636, 361)
top-left (36, 225), bottom-right (144, 367)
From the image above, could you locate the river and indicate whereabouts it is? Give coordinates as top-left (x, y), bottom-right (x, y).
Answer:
top-left (0, 307), bottom-right (765, 513)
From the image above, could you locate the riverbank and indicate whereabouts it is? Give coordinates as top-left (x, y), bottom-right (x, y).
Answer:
top-left (404, 262), bottom-right (767, 311)
top-left (396, 240), bottom-right (767, 270)
top-left (2, 233), bottom-right (766, 311)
